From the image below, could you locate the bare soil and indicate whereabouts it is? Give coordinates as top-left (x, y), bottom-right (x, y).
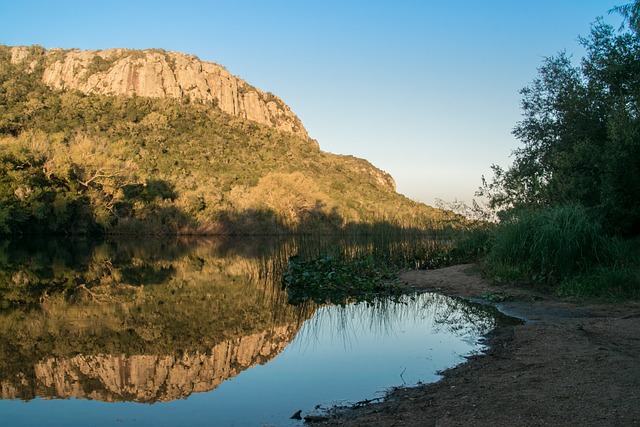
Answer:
top-left (317, 264), bottom-right (640, 426)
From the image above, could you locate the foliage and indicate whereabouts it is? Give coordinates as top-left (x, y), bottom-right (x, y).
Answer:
top-left (557, 265), bottom-right (640, 299)
top-left (276, 228), bottom-right (457, 305)
top-left (479, 6), bottom-right (640, 235)
top-left (556, 235), bottom-right (640, 298)
top-left (84, 54), bottom-right (115, 77)
top-left (282, 254), bottom-right (402, 305)
top-left (610, 1), bottom-right (640, 33)
top-left (483, 205), bottom-right (613, 283)
top-left (0, 134), bottom-right (97, 233)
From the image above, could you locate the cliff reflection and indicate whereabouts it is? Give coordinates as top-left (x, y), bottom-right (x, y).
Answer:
top-left (3, 325), bottom-right (299, 403)
top-left (0, 237), bottom-right (311, 403)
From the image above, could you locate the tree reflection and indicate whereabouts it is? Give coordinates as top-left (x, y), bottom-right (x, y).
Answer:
top-left (0, 236), bottom-right (310, 402)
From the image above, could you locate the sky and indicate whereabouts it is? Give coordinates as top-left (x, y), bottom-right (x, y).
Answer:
top-left (0, 0), bottom-right (625, 207)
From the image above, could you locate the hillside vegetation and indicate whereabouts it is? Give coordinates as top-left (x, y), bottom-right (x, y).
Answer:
top-left (0, 45), bottom-right (451, 235)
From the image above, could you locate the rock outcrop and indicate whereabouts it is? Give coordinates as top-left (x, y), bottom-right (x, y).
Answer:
top-left (9, 46), bottom-right (309, 139)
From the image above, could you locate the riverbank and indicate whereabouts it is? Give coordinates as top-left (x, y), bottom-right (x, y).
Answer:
top-left (318, 264), bottom-right (640, 426)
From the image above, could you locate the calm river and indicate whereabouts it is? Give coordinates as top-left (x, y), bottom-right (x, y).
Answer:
top-left (0, 236), bottom-right (505, 426)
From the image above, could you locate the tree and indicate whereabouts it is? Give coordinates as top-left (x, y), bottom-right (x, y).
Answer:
top-left (0, 133), bottom-right (92, 234)
top-left (480, 4), bottom-right (640, 235)
top-left (610, 1), bottom-right (640, 33)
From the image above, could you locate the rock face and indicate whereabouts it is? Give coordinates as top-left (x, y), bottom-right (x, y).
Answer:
top-left (9, 46), bottom-right (309, 139)
top-left (0, 325), bottom-right (299, 403)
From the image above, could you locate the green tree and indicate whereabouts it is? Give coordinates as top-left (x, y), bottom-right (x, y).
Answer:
top-left (481, 4), bottom-right (640, 235)
top-left (0, 134), bottom-right (93, 234)
top-left (610, 1), bottom-right (640, 33)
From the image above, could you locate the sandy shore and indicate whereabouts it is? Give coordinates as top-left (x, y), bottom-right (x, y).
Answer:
top-left (317, 264), bottom-right (640, 426)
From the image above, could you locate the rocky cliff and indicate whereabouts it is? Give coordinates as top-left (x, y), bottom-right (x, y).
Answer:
top-left (9, 45), bottom-right (309, 139)
top-left (0, 324), bottom-right (299, 403)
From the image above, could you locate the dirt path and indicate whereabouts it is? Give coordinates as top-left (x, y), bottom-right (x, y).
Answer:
top-left (317, 264), bottom-right (640, 426)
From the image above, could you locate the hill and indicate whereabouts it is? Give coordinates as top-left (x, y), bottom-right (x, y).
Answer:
top-left (0, 45), bottom-right (453, 235)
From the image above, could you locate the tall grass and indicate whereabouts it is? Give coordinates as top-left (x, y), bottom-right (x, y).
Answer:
top-left (557, 265), bottom-right (639, 299)
top-left (448, 225), bottom-right (494, 264)
top-left (481, 205), bottom-right (640, 298)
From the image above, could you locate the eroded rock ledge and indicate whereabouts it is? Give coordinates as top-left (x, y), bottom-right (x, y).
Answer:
top-left (10, 45), bottom-right (309, 139)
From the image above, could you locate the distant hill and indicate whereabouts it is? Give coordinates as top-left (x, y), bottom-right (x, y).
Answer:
top-left (0, 45), bottom-right (455, 235)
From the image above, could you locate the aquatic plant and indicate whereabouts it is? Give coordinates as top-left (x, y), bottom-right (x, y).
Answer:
top-left (281, 254), bottom-right (402, 305)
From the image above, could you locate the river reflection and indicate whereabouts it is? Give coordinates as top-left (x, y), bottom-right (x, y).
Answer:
top-left (0, 236), bottom-right (504, 426)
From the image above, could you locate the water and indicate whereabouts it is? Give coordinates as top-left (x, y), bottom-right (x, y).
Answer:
top-left (0, 236), bottom-right (504, 426)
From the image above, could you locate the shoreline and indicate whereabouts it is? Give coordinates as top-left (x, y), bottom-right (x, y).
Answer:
top-left (318, 264), bottom-right (640, 426)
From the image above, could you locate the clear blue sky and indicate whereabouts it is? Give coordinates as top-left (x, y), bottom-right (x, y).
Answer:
top-left (0, 0), bottom-right (624, 206)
